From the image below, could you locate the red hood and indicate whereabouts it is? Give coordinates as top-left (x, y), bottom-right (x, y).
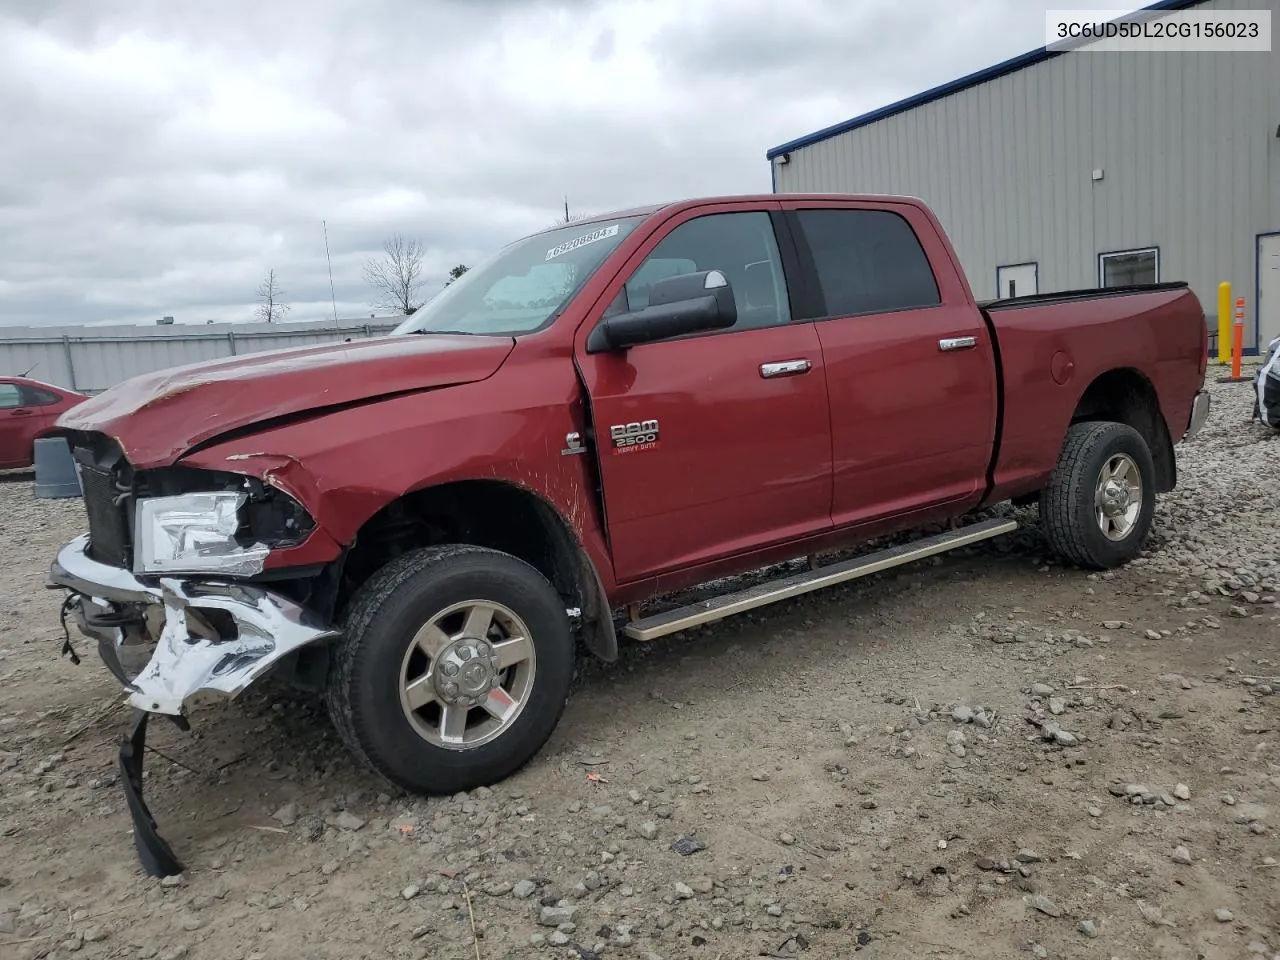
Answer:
top-left (58, 333), bottom-right (515, 467)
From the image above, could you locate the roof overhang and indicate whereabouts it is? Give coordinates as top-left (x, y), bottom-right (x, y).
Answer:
top-left (766, 0), bottom-right (1210, 161)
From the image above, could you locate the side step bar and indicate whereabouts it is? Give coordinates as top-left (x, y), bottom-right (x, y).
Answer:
top-left (622, 517), bottom-right (1018, 642)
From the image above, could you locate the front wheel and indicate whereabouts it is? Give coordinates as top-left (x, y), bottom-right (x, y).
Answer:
top-left (326, 545), bottom-right (575, 795)
top-left (1040, 421), bottom-right (1156, 570)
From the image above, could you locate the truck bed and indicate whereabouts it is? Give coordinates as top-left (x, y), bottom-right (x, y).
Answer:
top-left (978, 281), bottom-right (1191, 312)
top-left (977, 280), bottom-right (1207, 507)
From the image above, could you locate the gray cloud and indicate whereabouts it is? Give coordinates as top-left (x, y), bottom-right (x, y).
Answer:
top-left (0, 0), bottom-right (1130, 327)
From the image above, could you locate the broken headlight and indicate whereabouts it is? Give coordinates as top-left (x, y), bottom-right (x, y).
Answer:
top-left (133, 492), bottom-right (270, 576)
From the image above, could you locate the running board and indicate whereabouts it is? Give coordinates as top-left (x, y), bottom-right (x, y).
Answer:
top-left (622, 517), bottom-right (1018, 642)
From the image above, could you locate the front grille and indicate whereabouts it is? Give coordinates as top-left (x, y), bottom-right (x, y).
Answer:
top-left (80, 464), bottom-right (130, 568)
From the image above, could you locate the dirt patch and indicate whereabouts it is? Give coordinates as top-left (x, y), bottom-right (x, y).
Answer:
top-left (1, 379), bottom-right (1277, 960)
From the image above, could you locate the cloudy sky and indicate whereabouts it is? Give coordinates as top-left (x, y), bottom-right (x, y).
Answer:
top-left (0, 0), bottom-right (1135, 328)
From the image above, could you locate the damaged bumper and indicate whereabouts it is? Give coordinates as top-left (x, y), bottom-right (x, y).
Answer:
top-left (48, 533), bottom-right (339, 878)
top-left (49, 533), bottom-right (339, 715)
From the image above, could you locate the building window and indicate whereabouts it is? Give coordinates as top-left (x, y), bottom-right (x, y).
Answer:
top-left (1099, 248), bottom-right (1159, 288)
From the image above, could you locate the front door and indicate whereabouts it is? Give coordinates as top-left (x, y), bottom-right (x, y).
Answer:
top-left (575, 205), bottom-right (833, 583)
top-left (780, 201), bottom-right (998, 530)
top-left (996, 262), bottom-right (1038, 299)
top-left (1260, 234), bottom-right (1280, 348)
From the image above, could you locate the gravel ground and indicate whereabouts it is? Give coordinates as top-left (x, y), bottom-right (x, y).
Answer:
top-left (1, 376), bottom-right (1277, 960)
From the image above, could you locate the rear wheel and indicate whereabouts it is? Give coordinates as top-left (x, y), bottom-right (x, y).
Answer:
top-left (1040, 421), bottom-right (1156, 570)
top-left (326, 545), bottom-right (575, 794)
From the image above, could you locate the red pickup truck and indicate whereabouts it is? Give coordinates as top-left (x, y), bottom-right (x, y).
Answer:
top-left (48, 194), bottom-right (1210, 874)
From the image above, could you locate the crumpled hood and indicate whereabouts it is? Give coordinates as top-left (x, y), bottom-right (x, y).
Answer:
top-left (58, 333), bottom-right (515, 467)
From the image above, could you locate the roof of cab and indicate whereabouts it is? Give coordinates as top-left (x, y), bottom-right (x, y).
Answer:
top-left (549, 193), bottom-right (926, 231)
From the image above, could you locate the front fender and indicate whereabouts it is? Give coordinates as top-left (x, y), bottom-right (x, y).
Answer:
top-left (179, 366), bottom-right (620, 596)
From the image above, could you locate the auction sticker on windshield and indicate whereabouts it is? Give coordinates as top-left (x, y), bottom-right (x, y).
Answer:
top-left (545, 224), bottom-right (620, 261)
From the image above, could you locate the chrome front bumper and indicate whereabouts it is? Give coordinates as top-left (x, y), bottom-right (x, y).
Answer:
top-left (1183, 388), bottom-right (1211, 441)
top-left (48, 533), bottom-right (339, 716)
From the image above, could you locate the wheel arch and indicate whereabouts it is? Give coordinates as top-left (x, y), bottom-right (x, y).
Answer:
top-left (1069, 367), bottom-right (1176, 493)
top-left (339, 479), bottom-right (618, 662)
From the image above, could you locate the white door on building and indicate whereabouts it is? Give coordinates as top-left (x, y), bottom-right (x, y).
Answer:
top-left (1260, 234), bottom-right (1280, 348)
top-left (996, 262), bottom-right (1038, 300)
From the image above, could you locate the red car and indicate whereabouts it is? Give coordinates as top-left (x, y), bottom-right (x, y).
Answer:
top-left (0, 377), bottom-right (86, 469)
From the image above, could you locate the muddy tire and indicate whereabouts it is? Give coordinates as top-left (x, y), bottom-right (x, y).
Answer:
top-left (326, 545), bottom-right (575, 795)
top-left (1040, 421), bottom-right (1156, 570)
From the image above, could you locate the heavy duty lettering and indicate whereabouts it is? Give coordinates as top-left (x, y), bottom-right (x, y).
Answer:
top-left (609, 419), bottom-right (660, 453)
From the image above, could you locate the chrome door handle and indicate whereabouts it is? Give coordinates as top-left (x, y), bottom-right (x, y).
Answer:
top-left (760, 359), bottom-right (812, 378)
top-left (939, 336), bottom-right (977, 352)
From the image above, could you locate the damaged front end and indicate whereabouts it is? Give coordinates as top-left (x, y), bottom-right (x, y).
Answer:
top-left (53, 535), bottom-right (339, 716)
top-left (48, 438), bottom-right (339, 876)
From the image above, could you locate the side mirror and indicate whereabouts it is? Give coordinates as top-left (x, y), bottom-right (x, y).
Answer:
top-left (587, 270), bottom-right (737, 352)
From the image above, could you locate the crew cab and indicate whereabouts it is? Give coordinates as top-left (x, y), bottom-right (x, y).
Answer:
top-left (47, 194), bottom-right (1211, 874)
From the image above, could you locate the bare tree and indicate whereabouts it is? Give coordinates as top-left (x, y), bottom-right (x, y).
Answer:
top-left (445, 264), bottom-right (469, 287)
top-left (254, 269), bottom-right (290, 323)
top-left (362, 234), bottom-right (427, 314)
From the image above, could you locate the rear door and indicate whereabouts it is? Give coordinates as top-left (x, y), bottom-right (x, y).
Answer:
top-left (0, 381), bottom-right (33, 469)
top-left (575, 203), bottom-right (833, 583)
top-left (24, 384), bottom-right (67, 436)
top-left (780, 200), bottom-right (998, 530)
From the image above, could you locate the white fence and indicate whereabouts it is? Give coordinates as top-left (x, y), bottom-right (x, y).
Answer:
top-left (0, 318), bottom-right (402, 394)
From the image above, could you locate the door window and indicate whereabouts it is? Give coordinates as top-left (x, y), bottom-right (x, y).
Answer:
top-left (0, 384), bottom-right (21, 409)
top-left (623, 212), bottom-right (791, 331)
top-left (25, 387), bottom-right (61, 406)
top-left (793, 209), bottom-right (941, 318)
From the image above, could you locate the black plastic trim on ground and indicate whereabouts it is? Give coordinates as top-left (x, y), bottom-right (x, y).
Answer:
top-left (96, 633), bottom-right (138, 691)
top-left (118, 709), bottom-right (184, 878)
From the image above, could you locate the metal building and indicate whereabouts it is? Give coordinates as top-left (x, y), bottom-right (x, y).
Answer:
top-left (0, 318), bottom-right (400, 394)
top-left (767, 0), bottom-right (1280, 352)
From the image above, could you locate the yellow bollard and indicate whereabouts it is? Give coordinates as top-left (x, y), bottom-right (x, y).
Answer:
top-left (1217, 281), bottom-right (1232, 364)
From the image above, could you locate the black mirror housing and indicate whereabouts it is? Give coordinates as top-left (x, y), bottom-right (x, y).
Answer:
top-left (587, 270), bottom-right (737, 352)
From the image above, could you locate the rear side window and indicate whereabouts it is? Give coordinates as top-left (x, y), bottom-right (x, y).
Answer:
top-left (794, 209), bottom-right (940, 318)
top-left (26, 388), bottom-right (60, 405)
top-left (0, 384), bottom-right (21, 409)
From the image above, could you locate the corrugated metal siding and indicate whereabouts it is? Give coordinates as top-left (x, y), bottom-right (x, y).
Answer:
top-left (775, 0), bottom-right (1280, 349)
top-left (0, 320), bottom-right (402, 393)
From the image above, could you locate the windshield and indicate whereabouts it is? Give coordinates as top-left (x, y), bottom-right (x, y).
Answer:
top-left (394, 216), bottom-right (645, 336)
